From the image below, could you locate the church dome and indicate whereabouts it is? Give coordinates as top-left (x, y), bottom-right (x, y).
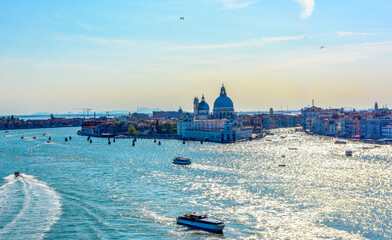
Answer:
top-left (197, 95), bottom-right (209, 111)
top-left (198, 101), bottom-right (209, 111)
top-left (213, 85), bottom-right (234, 110)
top-left (214, 96), bottom-right (234, 109)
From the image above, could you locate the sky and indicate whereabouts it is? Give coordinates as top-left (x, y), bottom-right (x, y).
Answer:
top-left (0, 0), bottom-right (392, 115)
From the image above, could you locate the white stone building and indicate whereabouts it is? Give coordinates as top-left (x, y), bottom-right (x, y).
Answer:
top-left (382, 125), bottom-right (392, 139)
top-left (177, 85), bottom-right (252, 143)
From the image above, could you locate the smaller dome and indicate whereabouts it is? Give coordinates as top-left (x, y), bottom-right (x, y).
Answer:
top-left (198, 101), bottom-right (209, 111)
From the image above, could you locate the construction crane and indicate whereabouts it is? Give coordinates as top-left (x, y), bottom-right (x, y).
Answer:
top-left (74, 108), bottom-right (92, 119)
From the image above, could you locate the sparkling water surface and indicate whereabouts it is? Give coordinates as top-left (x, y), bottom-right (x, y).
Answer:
top-left (1, 127), bottom-right (391, 239)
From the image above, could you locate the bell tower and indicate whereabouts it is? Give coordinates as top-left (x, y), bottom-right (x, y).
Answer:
top-left (193, 97), bottom-right (199, 115)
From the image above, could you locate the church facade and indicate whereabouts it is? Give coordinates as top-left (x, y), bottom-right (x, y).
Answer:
top-left (177, 85), bottom-right (252, 143)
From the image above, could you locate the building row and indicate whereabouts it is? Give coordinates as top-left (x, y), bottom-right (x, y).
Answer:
top-left (302, 103), bottom-right (392, 139)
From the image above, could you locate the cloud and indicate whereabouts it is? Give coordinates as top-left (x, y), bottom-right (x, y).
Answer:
top-left (169, 35), bottom-right (305, 50)
top-left (0, 56), bottom-right (30, 64)
top-left (220, 0), bottom-right (258, 9)
top-left (55, 35), bottom-right (137, 47)
top-left (335, 31), bottom-right (370, 37)
top-left (294, 0), bottom-right (315, 19)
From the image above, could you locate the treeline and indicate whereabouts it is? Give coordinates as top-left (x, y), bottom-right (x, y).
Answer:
top-left (128, 122), bottom-right (177, 135)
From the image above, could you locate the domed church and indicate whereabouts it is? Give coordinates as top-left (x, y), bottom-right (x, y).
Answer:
top-left (193, 85), bottom-right (236, 120)
top-left (177, 85), bottom-right (252, 143)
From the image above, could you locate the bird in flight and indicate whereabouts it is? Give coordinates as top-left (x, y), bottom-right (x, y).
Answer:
top-left (180, 17), bottom-right (184, 20)
top-left (320, 46), bottom-right (326, 49)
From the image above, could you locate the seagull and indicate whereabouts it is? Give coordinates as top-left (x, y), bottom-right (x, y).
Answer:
top-left (180, 17), bottom-right (184, 20)
top-left (320, 46), bottom-right (326, 49)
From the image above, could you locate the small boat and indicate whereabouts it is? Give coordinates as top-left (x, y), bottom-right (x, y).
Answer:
top-left (288, 147), bottom-right (298, 150)
top-left (345, 150), bottom-right (352, 156)
top-left (43, 133), bottom-right (48, 136)
top-left (266, 139), bottom-right (272, 141)
top-left (335, 140), bottom-right (347, 144)
top-left (177, 213), bottom-right (225, 233)
top-left (33, 136), bottom-right (38, 140)
top-left (21, 136), bottom-right (27, 139)
top-left (281, 155), bottom-right (286, 158)
top-left (278, 164), bottom-right (286, 167)
top-left (280, 136), bottom-right (287, 139)
top-left (173, 157), bottom-right (191, 165)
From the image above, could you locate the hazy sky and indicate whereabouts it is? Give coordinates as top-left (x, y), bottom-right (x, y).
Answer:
top-left (1, 0), bottom-right (392, 115)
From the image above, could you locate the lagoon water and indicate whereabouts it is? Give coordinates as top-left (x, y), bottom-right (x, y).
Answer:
top-left (1, 127), bottom-right (391, 239)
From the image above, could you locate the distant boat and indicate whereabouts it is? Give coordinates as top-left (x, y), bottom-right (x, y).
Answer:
top-left (33, 136), bottom-right (38, 140)
top-left (21, 136), bottom-right (27, 139)
top-left (335, 140), bottom-right (346, 144)
top-left (266, 139), bottom-right (272, 142)
top-left (288, 147), bottom-right (298, 150)
top-left (345, 150), bottom-right (353, 157)
top-left (177, 213), bottom-right (225, 233)
top-left (43, 133), bottom-right (48, 136)
top-left (280, 136), bottom-right (287, 139)
top-left (173, 157), bottom-right (191, 165)
top-left (278, 164), bottom-right (286, 167)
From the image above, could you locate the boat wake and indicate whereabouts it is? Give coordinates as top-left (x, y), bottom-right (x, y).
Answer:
top-left (0, 174), bottom-right (62, 239)
top-left (28, 141), bottom-right (58, 152)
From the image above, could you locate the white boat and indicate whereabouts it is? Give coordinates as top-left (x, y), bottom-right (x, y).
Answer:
top-left (177, 213), bottom-right (225, 233)
top-left (173, 157), bottom-right (191, 165)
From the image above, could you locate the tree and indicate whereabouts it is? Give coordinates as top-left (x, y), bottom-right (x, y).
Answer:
top-left (158, 123), bottom-right (177, 135)
top-left (128, 123), bottom-right (136, 134)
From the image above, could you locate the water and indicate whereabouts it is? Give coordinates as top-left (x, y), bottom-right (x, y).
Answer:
top-left (0, 128), bottom-right (391, 239)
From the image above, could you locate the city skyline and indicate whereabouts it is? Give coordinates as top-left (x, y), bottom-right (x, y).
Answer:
top-left (1, 0), bottom-right (391, 115)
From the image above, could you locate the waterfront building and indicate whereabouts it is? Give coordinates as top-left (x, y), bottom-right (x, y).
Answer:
top-left (177, 85), bottom-right (252, 142)
top-left (153, 107), bottom-right (184, 119)
top-left (382, 125), bottom-right (392, 138)
top-left (302, 106), bottom-right (340, 130)
top-left (339, 118), bottom-right (361, 138)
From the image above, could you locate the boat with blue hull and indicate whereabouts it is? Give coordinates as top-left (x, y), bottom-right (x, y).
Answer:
top-left (177, 213), bottom-right (225, 233)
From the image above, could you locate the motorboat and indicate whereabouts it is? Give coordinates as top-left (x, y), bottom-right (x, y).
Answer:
top-left (345, 150), bottom-right (352, 156)
top-left (335, 140), bottom-right (347, 144)
top-left (173, 157), bottom-right (191, 165)
top-left (177, 213), bottom-right (225, 233)
top-left (288, 147), bottom-right (298, 150)
top-left (21, 136), bottom-right (27, 139)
